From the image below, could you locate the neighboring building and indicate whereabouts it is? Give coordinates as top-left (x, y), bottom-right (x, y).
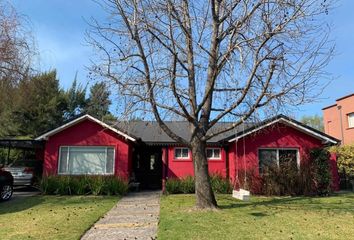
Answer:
top-left (35, 114), bottom-right (340, 191)
top-left (322, 93), bottom-right (354, 145)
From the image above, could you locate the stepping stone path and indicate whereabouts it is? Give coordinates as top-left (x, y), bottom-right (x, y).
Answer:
top-left (81, 191), bottom-right (161, 240)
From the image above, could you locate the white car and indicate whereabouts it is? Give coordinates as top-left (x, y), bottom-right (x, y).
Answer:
top-left (3, 160), bottom-right (40, 186)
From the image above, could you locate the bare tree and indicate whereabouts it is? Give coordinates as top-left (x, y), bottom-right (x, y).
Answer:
top-left (0, 1), bottom-right (35, 137)
top-left (0, 1), bottom-right (34, 82)
top-left (88, 0), bottom-right (334, 209)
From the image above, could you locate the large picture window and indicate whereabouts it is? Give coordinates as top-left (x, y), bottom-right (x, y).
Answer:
top-left (258, 148), bottom-right (299, 173)
top-left (58, 146), bottom-right (115, 175)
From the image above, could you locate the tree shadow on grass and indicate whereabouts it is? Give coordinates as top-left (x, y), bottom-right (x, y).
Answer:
top-left (249, 212), bottom-right (269, 217)
top-left (50, 195), bottom-right (119, 207)
top-left (217, 193), bottom-right (354, 213)
top-left (0, 195), bottom-right (117, 215)
top-left (0, 195), bottom-right (45, 214)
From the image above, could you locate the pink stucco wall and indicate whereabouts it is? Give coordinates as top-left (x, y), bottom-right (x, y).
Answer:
top-left (323, 94), bottom-right (354, 145)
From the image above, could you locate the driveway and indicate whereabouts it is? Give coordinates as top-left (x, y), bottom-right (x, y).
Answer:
top-left (12, 186), bottom-right (41, 199)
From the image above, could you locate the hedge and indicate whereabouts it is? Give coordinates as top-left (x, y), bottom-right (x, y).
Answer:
top-left (40, 175), bottom-right (128, 196)
top-left (165, 175), bottom-right (232, 194)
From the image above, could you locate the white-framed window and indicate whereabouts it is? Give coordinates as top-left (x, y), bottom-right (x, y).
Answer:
top-left (258, 148), bottom-right (299, 173)
top-left (58, 146), bottom-right (115, 175)
top-left (206, 148), bottom-right (221, 160)
top-left (174, 148), bottom-right (189, 159)
top-left (348, 113), bottom-right (354, 128)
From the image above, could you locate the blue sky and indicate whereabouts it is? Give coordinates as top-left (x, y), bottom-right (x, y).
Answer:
top-left (11, 0), bottom-right (354, 118)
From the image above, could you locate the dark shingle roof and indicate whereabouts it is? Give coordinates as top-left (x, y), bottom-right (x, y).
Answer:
top-left (111, 114), bottom-right (340, 146)
top-left (112, 121), bottom-right (254, 145)
top-left (35, 114), bottom-right (340, 146)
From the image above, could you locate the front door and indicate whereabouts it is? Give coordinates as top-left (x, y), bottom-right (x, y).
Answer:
top-left (133, 146), bottom-right (162, 189)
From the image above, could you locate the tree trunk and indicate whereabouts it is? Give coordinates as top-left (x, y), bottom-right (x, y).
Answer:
top-left (191, 137), bottom-right (218, 209)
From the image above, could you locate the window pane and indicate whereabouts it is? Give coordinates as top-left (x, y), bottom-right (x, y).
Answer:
top-left (213, 149), bottom-right (220, 158)
top-left (59, 147), bottom-right (114, 175)
top-left (206, 149), bottom-right (213, 158)
top-left (259, 149), bottom-right (277, 172)
top-left (59, 147), bottom-right (68, 173)
top-left (279, 149), bottom-right (297, 168)
top-left (69, 147), bottom-right (106, 174)
top-left (174, 149), bottom-right (181, 158)
top-left (182, 149), bottom-right (189, 158)
top-left (106, 148), bottom-right (114, 174)
top-left (349, 113), bottom-right (354, 128)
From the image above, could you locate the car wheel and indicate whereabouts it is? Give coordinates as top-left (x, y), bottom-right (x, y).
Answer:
top-left (0, 185), bottom-right (13, 201)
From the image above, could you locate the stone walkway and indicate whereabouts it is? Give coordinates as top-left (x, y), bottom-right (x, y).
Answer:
top-left (81, 191), bottom-right (161, 240)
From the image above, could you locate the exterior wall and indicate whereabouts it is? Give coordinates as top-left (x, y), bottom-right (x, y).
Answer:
top-left (43, 119), bottom-right (133, 179)
top-left (228, 122), bottom-right (339, 191)
top-left (167, 146), bottom-right (227, 178)
top-left (35, 148), bottom-right (45, 161)
top-left (40, 116), bottom-right (340, 191)
top-left (323, 105), bottom-right (341, 140)
top-left (323, 94), bottom-right (354, 145)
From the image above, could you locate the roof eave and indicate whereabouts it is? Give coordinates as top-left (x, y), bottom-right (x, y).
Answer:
top-left (227, 116), bottom-right (339, 145)
top-left (35, 114), bottom-right (136, 142)
top-left (322, 104), bottom-right (337, 110)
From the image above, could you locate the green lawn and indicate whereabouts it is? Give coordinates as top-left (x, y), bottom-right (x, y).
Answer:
top-left (158, 193), bottom-right (354, 240)
top-left (0, 195), bottom-right (119, 240)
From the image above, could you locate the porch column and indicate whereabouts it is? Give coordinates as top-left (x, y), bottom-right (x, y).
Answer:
top-left (162, 147), bottom-right (168, 193)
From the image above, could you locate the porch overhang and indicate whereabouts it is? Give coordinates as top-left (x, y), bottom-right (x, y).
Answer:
top-left (0, 139), bottom-right (45, 149)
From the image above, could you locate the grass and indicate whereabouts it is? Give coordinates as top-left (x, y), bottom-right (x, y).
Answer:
top-left (0, 195), bottom-right (119, 240)
top-left (158, 192), bottom-right (354, 240)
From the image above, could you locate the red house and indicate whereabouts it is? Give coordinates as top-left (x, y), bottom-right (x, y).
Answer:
top-left (36, 114), bottom-right (340, 191)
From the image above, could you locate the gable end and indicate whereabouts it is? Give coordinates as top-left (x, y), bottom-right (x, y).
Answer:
top-left (35, 114), bottom-right (136, 142)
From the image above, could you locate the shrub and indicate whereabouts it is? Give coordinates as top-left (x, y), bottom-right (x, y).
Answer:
top-left (165, 178), bottom-right (182, 194)
top-left (40, 175), bottom-right (61, 194)
top-left (57, 175), bottom-right (71, 195)
top-left (102, 176), bottom-right (129, 195)
top-left (260, 161), bottom-right (301, 196)
top-left (210, 174), bottom-right (232, 194)
top-left (329, 144), bottom-right (354, 178)
top-left (68, 176), bottom-right (88, 195)
top-left (165, 149), bottom-right (332, 197)
top-left (165, 176), bottom-right (195, 194)
top-left (257, 148), bottom-right (332, 196)
top-left (233, 168), bottom-right (262, 194)
top-left (165, 175), bottom-right (231, 194)
top-left (310, 148), bottom-right (332, 196)
top-left (86, 176), bottom-right (105, 195)
top-left (40, 175), bottom-right (128, 196)
top-left (180, 176), bottom-right (195, 193)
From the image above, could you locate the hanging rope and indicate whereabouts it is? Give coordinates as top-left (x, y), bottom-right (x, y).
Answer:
top-left (233, 125), bottom-right (240, 190)
top-left (242, 121), bottom-right (248, 189)
top-left (232, 120), bottom-right (251, 201)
